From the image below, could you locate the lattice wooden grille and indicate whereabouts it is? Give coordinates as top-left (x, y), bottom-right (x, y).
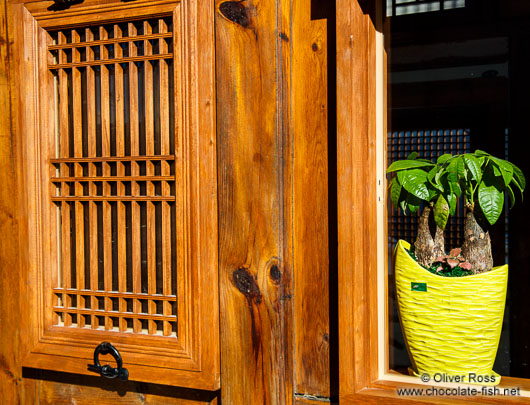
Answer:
top-left (48, 17), bottom-right (177, 337)
top-left (387, 128), bottom-right (470, 252)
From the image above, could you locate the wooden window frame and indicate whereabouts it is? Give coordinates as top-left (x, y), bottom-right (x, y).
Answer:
top-left (338, 0), bottom-right (530, 403)
top-left (12, 0), bottom-right (219, 390)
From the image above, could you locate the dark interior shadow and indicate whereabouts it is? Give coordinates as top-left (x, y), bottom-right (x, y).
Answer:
top-left (22, 368), bottom-right (219, 401)
top-left (47, 0), bottom-right (84, 12)
top-left (311, 0), bottom-right (338, 401)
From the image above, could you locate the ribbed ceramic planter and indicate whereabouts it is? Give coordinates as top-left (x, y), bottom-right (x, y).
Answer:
top-left (394, 240), bottom-right (508, 386)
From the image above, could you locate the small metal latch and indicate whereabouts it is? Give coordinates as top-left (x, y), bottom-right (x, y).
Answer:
top-left (88, 342), bottom-right (129, 381)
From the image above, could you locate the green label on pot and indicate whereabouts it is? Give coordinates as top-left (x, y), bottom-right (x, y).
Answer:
top-left (411, 282), bottom-right (427, 292)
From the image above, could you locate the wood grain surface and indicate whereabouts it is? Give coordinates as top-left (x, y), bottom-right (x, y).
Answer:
top-left (292, 0), bottom-right (331, 397)
top-left (2, 0), bottom-right (339, 402)
top-left (215, 0), bottom-right (292, 402)
top-left (0, 1), bottom-right (24, 403)
top-left (336, 0), bottom-right (379, 398)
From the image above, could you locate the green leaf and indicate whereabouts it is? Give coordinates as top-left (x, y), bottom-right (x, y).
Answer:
top-left (510, 162), bottom-right (526, 190)
top-left (434, 195), bottom-right (450, 230)
top-left (397, 169), bottom-right (430, 201)
top-left (407, 194), bottom-right (421, 214)
top-left (437, 154), bottom-right (452, 165)
top-left (492, 163), bottom-right (502, 177)
top-left (447, 158), bottom-right (459, 184)
top-left (457, 156), bottom-right (467, 180)
top-left (490, 156), bottom-right (514, 186)
top-left (478, 180), bottom-right (505, 226)
top-left (446, 193), bottom-right (457, 216)
top-left (427, 167), bottom-right (443, 192)
top-left (463, 154), bottom-right (482, 182)
top-left (400, 199), bottom-right (407, 214)
top-left (407, 152), bottom-right (419, 160)
top-left (427, 166), bottom-right (437, 181)
top-left (427, 184), bottom-right (439, 200)
top-left (507, 185), bottom-right (515, 209)
top-left (390, 177), bottom-right (402, 209)
top-left (452, 180), bottom-right (462, 197)
top-left (474, 149), bottom-right (491, 157)
top-left (512, 176), bottom-right (524, 201)
top-left (386, 160), bottom-right (435, 173)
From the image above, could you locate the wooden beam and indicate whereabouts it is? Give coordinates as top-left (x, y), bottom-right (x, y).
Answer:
top-left (0, 0), bottom-right (21, 400)
top-left (0, 1), bottom-right (37, 403)
top-left (215, 0), bottom-right (293, 402)
top-left (292, 0), bottom-right (332, 398)
top-left (337, 0), bottom-right (380, 397)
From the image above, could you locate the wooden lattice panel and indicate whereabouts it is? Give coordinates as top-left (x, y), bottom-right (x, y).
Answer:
top-left (18, 0), bottom-right (218, 388)
top-left (48, 18), bottom-right (177, 337)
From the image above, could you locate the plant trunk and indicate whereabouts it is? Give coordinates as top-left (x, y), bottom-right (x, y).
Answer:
top-left (461, 209), bottom-right (493, 274)
top-left (414, 206), bottom-right (445, 268)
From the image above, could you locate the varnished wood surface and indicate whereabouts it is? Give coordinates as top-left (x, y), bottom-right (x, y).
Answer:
top-left (215, 0), bottom-right (292, 402)
top-left (337, 0), bottom-right (379, 397)
top-left (0, 1), bottom-right (25, 403)
top-left (5, 0), bottom-right (336, 402)
top-left (292, 0), bottom-right (331, 397)
top-left (6, 0), bottom-right (219, 394)
top-left (27, 370), bottom-right (219, 404)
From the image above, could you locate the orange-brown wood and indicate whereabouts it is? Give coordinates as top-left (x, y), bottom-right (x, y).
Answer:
top-left (86, 27), bottom-right (100, 330)
top-left (143, 18), bottom-right (157, 335)
top-left (48, 32), bottom-right (173, 50)
top-left (49, 54), bottom-right (173, 69)
top-left (10, 0), bottom-right (219, 390)
top-left (51, 176), bottom-right (175, 182)
top-left (336, 0), bottom-right (381, 400)
top-left (294, 397), bottom-right (338, 405)
top-left (114, 24), bottom-right (127, 332)
top-left (50, 155), bottom-right (174, 163)
top-left (292, 0), bottom-right (331, 397)
top-left (34, 372), bottom-right (219, 404)
top-left (0, 1), bottom-right (27, 402)
top-left (159, 17), bottom-right (172, 336)
top-left (51, 196), bottom-right (175, 201)
top-left (24, 0), bottom-right (179, 28)
top-left (215, 0), bottom-right (293, 401)
top-left (72, 30), bottom-right (87, 327)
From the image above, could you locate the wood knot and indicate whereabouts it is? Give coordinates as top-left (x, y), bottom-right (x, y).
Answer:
top-left (219, 1), bottom-right (250, 27)
top-left (279, 32), bottom-right (289, 42)
top-left (269, 265), bottom-right (281, 283)
top-left (312, 42), bottom-right (319, 51)
top-left (232, 267), bottom-right (261, 304)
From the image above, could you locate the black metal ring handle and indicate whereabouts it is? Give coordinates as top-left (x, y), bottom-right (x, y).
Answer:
top-left (88, 342), bottom-right (129, 381)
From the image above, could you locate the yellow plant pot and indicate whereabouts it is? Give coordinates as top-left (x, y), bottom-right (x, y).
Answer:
top-left (394, 240), bottom-right (508, 386)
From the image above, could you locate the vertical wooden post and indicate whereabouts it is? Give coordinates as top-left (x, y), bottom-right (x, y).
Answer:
top-left (215, 0), bottom-right (293, 402)
top-left (292, 0), bottom-right (332, 397)
top-left (337, 0), bottom-right (381, 399)
top-left (0, 1), bottom-right (20, 402)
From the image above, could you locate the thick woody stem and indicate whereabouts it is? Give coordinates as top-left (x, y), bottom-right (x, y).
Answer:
top-left (414, 206), bottom-right (445, 268)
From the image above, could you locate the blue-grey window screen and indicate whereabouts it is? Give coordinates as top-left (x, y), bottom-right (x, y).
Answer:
top-left (386, 0), bottom-right (466, 17)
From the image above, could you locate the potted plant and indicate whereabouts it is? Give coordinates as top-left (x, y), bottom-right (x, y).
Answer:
top-left (387, 151), bottom-right (526, 385)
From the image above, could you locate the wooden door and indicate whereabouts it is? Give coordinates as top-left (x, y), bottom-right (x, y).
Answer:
top-left (9, 0), bottom-right (218, 391)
